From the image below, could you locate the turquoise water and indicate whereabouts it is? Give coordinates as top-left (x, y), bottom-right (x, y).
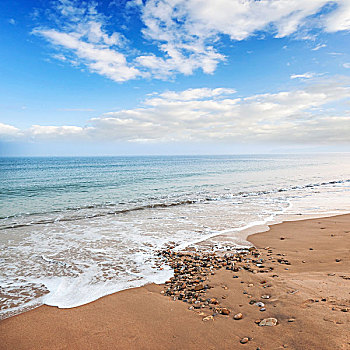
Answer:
top-left (1, 154), bottom-right (350, 318)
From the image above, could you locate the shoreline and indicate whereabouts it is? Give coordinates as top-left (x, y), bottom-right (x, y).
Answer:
top-left (1, 214), bottom-right (350, 349)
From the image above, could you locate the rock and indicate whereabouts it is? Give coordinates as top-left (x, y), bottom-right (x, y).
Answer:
top-left (194, 283), bottom-right (204, 291)
top-left (220, 307), bottom-right (230, 315)
top-left (240, 337), bottom-right (249, 344)
top-left (259, 318), bottom-right (278, 326)
top-left (309, 248), bottom-right (313, 250)
top-left (260, 307), bottom-right (266, 311)
top-left (233, 312), bottom-right (243, 320)
top-left (202, 315), bottom-right (214, 321)
top-left (261, 295), bottom-right (270, 299)
top-left (335, 259), bottom-right (342, 262)
top-left (341, 308), bottom-right (349, 312)
top-left (255, 302), bottom-right (265, 307)
top-left (280, 237), bottom-right (285, 240)
top-left (288, 318), bottom-right (295, 322)
top-left (209, 298), bottom-right (218, 304)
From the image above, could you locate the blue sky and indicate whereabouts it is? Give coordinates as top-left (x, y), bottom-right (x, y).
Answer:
top-left (0, 0), bottom-right (350, 156)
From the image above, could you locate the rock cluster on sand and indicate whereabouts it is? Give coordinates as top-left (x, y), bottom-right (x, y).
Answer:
top-left (156, 246), bottom-right (276, 321)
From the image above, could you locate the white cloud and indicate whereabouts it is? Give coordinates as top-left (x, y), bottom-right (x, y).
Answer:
top-left (9, 18), bottom-right (16, 25)
top-left (3, 78), bottom-right (350, 144)
top-left (0, 123), bottom-right (21, 139)
top-left (290, 72), bottom-right (317, 79)
top-left (33, 0), bottom-right (350, 82)
top-left (312, 43), bottom-right (327, 51)
top-left (343, 63), bottom-right (350, 68)
top-left (325, 0), bottom-right (350, 32)
top-left (34, 29), bottom-right (140, 82)
top-left (33, 0), bottom-right (140, 82)
top-left (29, 125), bottom-right (89, 140)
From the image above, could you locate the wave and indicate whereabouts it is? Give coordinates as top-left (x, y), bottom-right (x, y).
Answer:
top-left (1, 178), bottom-right (349, 230)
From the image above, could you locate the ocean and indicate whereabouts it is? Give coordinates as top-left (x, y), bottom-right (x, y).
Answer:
top-left (1, 154), bottom-right (350, 319)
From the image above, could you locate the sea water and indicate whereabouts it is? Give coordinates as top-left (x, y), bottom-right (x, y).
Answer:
top-left (1, 154), bottom-right (350, 319)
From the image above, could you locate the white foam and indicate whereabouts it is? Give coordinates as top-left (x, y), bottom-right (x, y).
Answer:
top-left (2, 171), bottom-right (350, 316)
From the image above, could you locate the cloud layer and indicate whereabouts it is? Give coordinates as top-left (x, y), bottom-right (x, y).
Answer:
top-left (34, 0), bottom-right (350, 82)
top-left (2, 78), bottom-right (350, 144)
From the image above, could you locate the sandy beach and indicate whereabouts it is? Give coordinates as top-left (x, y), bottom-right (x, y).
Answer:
top-left (1, 214), bottom-right (349, 350)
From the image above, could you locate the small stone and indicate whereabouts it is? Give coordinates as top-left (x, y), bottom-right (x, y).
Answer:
top-left (240, 337), bottom-right (249, 344)
top-left (260, 307), bottom-right (266, 312)
top-left (302, 260), bottom-right (306, 263)
top-left (255, 302), bottom-right (265, 307)
top-left (261, 295), bottom-right (270, 299)
top-left (234, 313), bottom-right (243, 320)
top-left (220, 307), bottom-right (230, 315)
top-left (309, 248), bottom-right (314, 250)
top-left (288, 318), bottom-right (295, 322)
top-left (335, 259), bottom-right (342, 262)
top-left (328, 273), bottom-right (336, 276)
top-left (259, 317), bottom-right (278, 326)
top-left (202, 315), bottom-right (214, 321)
top-left (341, 308), bottom-right (349, 312)
top-left (194, 283), bottom-right (204, 291)
top-left (280, 237), bottom-right (285, 240)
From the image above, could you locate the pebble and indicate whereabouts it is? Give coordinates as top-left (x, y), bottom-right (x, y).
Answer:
top-left (255, 302), bottom-right (265, 307)
top-left (259, 317), bottom-right (278, 326)
top-left (260, 307), bottom-right (266, 312)
top-left (202, 315), bottom-right (214, 321)
top-left (240, 337), bottom-right (249, 344)
top-left (335, 259), bottom-right (342, 262)
top-left (233, 312), bottom-right (243, 320)
top-left (261, 295), bottom-right (270, 299)
top-left (220, 307), bottom-right (230, 315)
top-left (288, 318), bottom-right (295, 322)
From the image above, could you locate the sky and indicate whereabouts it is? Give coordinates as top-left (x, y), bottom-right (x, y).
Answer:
top-left (0, 0), bottom-right (350, 156)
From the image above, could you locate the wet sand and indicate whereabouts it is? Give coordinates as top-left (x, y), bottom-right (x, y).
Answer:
top-left (1, 214), bottom-right (349, 350)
